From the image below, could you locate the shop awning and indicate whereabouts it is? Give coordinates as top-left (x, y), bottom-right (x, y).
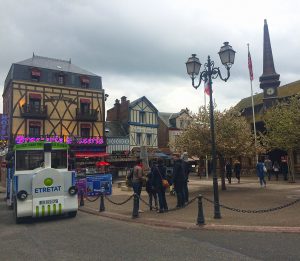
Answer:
top-left (75, 152), bottom-right (109, 158)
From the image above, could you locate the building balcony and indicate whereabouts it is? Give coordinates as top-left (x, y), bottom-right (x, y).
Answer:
top-left (20, 104), bottom-right (48, 119)
top-left (76, 109), bottom-right (98, 122)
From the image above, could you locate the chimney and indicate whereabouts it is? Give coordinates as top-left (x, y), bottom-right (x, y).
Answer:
top-left (121, 96), bottom-right (127, 104)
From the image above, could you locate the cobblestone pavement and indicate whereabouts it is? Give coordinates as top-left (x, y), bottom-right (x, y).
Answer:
top-left (80, 174), bottom-right (300, 232)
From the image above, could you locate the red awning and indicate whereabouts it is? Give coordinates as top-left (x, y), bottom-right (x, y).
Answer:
top-left (75, 152), bottom-right (108, 158)
top-left (29, 93), bottom-right (42, 99)
top-left (80, 98), bottom-right (91, 103)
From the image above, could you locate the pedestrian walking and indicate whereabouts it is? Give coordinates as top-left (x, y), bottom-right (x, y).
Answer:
top-left (151, 158), bottom-right (168, 213)
top-left (280, 156), bottom-right (288, 181)
top-left (256, 158), bottom-right (267, 188)
top-left (132, 158), bottom-right (144, 213)
top-left (264, 156), bottom-right (273, 181)
top-left (146, 160), bottom-right (158, 211)
top-left (181, 152), bottom-right (190, 203)
top-left (233, 159), bottom-right (241, 183)
top-left (273, 161), bottom-right (280, 181)
top-left (225, 160), bottom-right (232, 184)
top-left (172, 154), bottom-right (185, 208)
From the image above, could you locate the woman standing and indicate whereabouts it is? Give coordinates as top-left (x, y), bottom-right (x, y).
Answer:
top-left (151, 158), bottom-right (168, 213)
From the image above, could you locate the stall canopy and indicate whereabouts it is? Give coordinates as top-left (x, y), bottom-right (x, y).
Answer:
top-left (96, 161), bottom-right (110, 167)
top-left (153, 152), bottom-right (172, 159)
top-left (75, 152), bottom-right (109, 158)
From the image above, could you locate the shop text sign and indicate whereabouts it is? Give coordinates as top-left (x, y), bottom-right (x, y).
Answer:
top-left (15, 135), bottom-right (104, 145)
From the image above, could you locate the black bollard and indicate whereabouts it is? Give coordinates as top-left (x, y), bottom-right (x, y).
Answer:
top-left (132, 193), bottom-right (139, 218)
top-left (197, 194), bottom-right (205, 225)
top-left (79, 190), bottom-right (84, 207)
top-left (99, 193), bottom-right (105, 212)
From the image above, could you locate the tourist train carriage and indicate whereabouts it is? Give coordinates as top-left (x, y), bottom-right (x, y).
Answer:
top-left (8, 142), bottom-right (78, 223)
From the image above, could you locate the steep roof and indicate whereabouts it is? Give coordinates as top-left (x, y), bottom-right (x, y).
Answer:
top-left (16, 55), bottom-right (97, 76)
top-left (236, 80), bottom-right (300, 110)
top-left (158, 112), bottom-right (173, 127)
top-left (129, 96), bottom-right (158, 112)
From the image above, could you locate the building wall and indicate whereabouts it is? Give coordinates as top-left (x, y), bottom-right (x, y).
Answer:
top-left (157, 117), bottom-right (169, 148)
top-left (9, 80), bottom-right (105, 140)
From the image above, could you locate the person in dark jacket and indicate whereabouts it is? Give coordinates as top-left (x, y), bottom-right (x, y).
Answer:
top-left (146, 160), bottom-right (158, 211)
top-left (151, 158), bottom-right (168, 213)
top-left (181, 153), bottom-right (190, 203)
top-left (225, 160), bottom-right (232, 184)
top-left (172, 154), bottom-right (185, 208)
top-left (233, 159), bottom-right (241, 183)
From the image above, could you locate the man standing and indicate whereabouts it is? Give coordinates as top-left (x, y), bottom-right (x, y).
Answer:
top-left (233, 159), bottom-right (241, 184)
top-left (181, 152), bottom-right (190, 203)
top-left (225, 160), bottom-right (232, 184)
top-left (173, 154), bottom-right (185, 208)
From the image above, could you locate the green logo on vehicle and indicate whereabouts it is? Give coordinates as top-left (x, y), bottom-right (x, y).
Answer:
top-left (44, 178), bottom-right (53, 187)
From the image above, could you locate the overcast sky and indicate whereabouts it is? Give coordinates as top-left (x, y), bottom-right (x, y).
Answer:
top-left (1, 0), bottom-right (299, 114)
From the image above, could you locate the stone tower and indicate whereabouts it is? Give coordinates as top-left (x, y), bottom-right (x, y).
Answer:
top-left (259, 19), bottom-right (280, 109)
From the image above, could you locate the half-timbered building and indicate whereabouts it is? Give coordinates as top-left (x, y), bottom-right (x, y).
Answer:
top-left (2, 54), bottom-right (107, 165)
top-left (106, 96), bottom-right (158, 152)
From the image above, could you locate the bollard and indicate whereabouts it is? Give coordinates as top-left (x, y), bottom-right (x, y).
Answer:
top-left (132, 193), bottom-right (139, 218)
top-left (79, 190), bottom-right (84, 207)
top-left (99, 193), bottom-right (105, 212)
top-left (196, 194), bottom-right (205, 225)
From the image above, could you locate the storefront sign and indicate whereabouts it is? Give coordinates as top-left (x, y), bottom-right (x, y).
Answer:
top-left (86, 174), bottom-right (112, 196)
top-left (15, 135), bottom-right (104, 145)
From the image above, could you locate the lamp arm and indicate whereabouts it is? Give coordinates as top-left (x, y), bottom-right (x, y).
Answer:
top-left (192, 70), bottom-right (207, 89)
top-left (212, 66), bottom-right (230, 82)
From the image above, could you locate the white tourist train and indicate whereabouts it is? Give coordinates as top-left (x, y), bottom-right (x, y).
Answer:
top-left (7, 142), bottom-right (78, 223)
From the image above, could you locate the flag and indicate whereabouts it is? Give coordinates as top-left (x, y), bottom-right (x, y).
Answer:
top-left (248, 50), bottom-right (254, 81)
top-left (204, 80), bottom-right (210, 96)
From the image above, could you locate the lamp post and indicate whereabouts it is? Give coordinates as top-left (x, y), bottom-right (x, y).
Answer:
top-left (185, 42), bottom-right (236, 219)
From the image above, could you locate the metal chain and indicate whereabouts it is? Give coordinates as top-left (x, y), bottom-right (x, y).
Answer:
top-left (138, 195), bottom-right (158, 210)
top-left (138, 194), bottom-right (198, 212)
top-left (85, 195), bottom-right (101, 202)
top-left (202, 196), bottom-right (300, 214)
top-left (104, 194), bottom-right (134, 205)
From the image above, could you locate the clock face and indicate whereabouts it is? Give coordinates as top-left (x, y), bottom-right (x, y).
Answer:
top-left (266, 88), bottom-right (275, 95)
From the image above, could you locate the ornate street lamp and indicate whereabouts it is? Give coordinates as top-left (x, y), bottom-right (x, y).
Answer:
top-left (185, 42), bottom-right (236, 219)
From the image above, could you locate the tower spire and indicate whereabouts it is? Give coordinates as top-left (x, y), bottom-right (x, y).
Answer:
top-left (259, 19), bottom-right (280, 89)
top-left (259, 19), bottom-right (280, 108)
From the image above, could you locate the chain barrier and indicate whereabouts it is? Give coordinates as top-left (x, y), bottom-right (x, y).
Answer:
top-left (202, 196), bottom-right (300, 214)
top-left (104, 194), bottom-right (134, 206)
top-left (138, 195), bottom-right (158, 210)
top-left (85, 195), bottom-right (101, 202)
top-left (138, 194), bottom-right (198, 212)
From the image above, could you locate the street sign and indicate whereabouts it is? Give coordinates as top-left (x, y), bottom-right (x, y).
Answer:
top-left (86, 174), bottom-right (112, 196)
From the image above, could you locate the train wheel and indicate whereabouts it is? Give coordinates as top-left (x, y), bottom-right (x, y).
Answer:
top-left (68, 211), bottom-right (77, 218)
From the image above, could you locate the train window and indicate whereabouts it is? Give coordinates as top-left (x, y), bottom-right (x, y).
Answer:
top-left (51, 150), bottom-right (67, 169)
top-left (16, 150), bottom-right (44, 171)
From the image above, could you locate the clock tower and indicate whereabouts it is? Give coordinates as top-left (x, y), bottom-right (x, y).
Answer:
top-left (259, 19), bottom-right (280, 109)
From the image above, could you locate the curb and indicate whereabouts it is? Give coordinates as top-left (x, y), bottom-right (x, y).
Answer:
top-left (79, 206), bottom-right (300, 234)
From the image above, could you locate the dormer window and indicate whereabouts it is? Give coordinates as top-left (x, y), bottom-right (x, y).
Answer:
top-left (58, 73), bottom-right (65, 85)
top-left (80, 76), bottom-right (90, 88)
top-left (31, 68), bottom-right (41, 82)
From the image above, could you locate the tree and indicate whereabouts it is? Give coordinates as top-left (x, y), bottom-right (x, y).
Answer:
top-left (173, 106), bottom-right (259, 189)
top-left (262, 96), bottom-right (300, 182)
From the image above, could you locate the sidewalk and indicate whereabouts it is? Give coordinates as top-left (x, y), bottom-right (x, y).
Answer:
top-left (81, 174), bottom-right (300, 233)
